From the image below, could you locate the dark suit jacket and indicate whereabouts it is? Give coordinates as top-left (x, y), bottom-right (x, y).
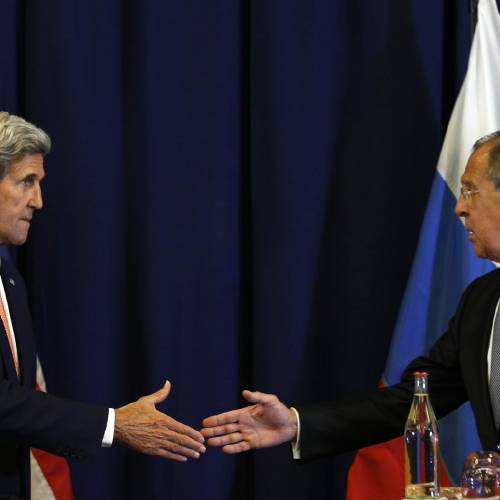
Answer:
top-left (0, 258), bottom-right (108, 498)
top-left (297, 266), bottom-right (500, 462)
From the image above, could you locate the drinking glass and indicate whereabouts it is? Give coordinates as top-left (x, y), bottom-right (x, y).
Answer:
top-left (461, 451), bottom-right (500, 498)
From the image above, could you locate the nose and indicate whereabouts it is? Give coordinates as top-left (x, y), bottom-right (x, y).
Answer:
top-left (29, 183), bottom-right (43, 210)
top-left (455, 193), bottom-right (467, 218)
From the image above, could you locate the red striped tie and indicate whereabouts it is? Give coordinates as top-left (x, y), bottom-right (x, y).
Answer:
top-left (0, 294), bottom-right (19, 378)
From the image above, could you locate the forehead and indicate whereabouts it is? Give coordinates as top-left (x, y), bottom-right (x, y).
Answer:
top-left (461, 145), bottom-right (491, 185)
top-left (5, 153), bottom-right (45, 178)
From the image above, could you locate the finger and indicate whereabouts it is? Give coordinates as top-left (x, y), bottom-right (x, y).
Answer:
top-left (141, 380), bottom-right (172, 406)
top-left (162, 441), bottom-right (204, 459)
top-left (201, 423), bottom-right (241, 438)
top-left (242, 389), bottom-right (277, 406)
top-left (160, 422), bottom-right (205, 452)
top-left (206, 431), bottom-right (244, 448)
top-left (164, 416), bottom-right (205, 443)
top-left (222, 441), bottom-right (252, 454)
top-left (167, 434), bottom-right (206, 453)
top-left (155, 380), bottom-right (172, 404)
top-left (155, 449), bottom-right (189, 462)
top-left (135, 441), bottom-right (193, 462)
top-left (202, 408), bottom-right (249, 428)
top-left (161, 427), bottom-right (207, 453)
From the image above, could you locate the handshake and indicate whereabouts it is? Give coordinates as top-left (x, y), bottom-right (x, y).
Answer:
top-left (115, 382), bottom-right (298, 461)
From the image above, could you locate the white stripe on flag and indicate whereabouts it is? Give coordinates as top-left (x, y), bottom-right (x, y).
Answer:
top-left (30, 451), bottom-right (56, 500)
top-left (437, 0), bottom-right (500, 198)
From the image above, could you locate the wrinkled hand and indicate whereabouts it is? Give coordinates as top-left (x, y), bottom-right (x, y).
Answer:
top-left (201, 390), bottom-right (297, 454)
top-left (114, 380), bottom-right (205, 462)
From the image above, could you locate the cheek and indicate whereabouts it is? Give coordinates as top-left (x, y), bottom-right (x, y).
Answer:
top-left (483, 211), bottom-right (500, 233)
top-left (476, 215), bottom-right (500, 248)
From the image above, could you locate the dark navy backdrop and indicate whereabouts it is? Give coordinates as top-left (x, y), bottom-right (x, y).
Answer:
top-left (0, 1), bottom-right (475, 498)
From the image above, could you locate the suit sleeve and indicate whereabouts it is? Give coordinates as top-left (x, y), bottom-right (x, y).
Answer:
top-left (0, 260), bottom-right (109, 460)
top-left (296, 277), bottom-right (476, 462)
top-left (0, 379), bottom-right (109, 460)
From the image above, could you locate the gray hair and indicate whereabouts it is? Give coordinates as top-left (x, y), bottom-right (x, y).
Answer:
top-left (473, 131), bottom-right (500, 190)
top-left (0, 112), bottom-right (51, 179)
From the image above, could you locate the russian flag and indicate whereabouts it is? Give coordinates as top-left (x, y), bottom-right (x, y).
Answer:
top-left (347, 0), bottom-right (500, 498)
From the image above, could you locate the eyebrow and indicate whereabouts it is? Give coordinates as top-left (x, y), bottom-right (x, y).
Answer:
top-left (23, 172), bottom-right (45, 181)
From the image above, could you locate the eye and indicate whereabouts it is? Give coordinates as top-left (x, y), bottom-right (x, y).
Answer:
top-left (21, 175), bottom-right (36, 187)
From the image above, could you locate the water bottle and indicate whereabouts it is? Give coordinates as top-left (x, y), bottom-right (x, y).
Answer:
top-left (404, 371), bottom-right (440, 498)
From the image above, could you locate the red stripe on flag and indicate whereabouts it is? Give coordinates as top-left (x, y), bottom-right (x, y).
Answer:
top-left (347, 380), bottom-right (453, 499)
top-left (33, 382), bottom-right (74, 499)
top-left (347, 436), bottom-right (405, 500)
top-left (347, 436), bottom-right (452, 499)
top-left (31, 448), bottom-right (74, 500)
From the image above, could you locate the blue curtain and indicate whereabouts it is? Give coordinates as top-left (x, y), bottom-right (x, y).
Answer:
top-left (1, 1), bottom-right (472, 498)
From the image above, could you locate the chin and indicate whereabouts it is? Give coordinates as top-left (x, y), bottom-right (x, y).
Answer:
top-left (472, 243), bottom-right (482, 255)
top-left (7, 235), bottom-right (28, 246)
top-left (0, 229), bottom-right (26, 246)
top-left (477, 248), bottom-right (500, 263)
top-left (472, 246), bottom-right (488, 260)
top-left (487, 254), bottom-right (500, 264)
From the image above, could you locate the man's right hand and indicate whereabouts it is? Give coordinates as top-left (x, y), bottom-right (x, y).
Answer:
top-left (114, 380), bottom-right (205, 462)
top-left (201, 390), bottom-right (298, 453)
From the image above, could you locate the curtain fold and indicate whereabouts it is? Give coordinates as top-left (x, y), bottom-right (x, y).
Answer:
top-left (1, 1), bottom-right (471, 498)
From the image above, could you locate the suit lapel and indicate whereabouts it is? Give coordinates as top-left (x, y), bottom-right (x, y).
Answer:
top-left (0, 258), bottom-right (36, 387)
top-left (0, 275), bottom-right (19, 382)
top-left (0, 324), bottom-right (17, 381)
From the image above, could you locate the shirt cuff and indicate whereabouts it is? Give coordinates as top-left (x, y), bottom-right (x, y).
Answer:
top-left (290, 407), bottom-right (301, 459)
top-left (101, 408), bottom-right (115, 447)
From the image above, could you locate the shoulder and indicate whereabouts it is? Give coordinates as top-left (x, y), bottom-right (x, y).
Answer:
top-left (0, 257), bottom-right (27, 293)
top-left (461, 266), bottom-right (500, 306)
top-left (0, 257), bottom-right (23, 278)
top-left (468, 266), bottom-right (500, 288)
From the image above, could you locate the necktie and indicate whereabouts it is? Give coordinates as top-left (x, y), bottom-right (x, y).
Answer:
top-left (0, 293), bottom-right (19, 378)
top-left (490, 304), bottom-right (500, 429)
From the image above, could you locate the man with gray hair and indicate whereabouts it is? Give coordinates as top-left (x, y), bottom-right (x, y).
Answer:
top-left (202, 131), bottom-right (500, 464)
top-left (0, 112), bottom-right (205, 499)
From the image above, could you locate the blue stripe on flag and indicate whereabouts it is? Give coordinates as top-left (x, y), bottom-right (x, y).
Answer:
top-left (439, 401), bottom-right (481, 484)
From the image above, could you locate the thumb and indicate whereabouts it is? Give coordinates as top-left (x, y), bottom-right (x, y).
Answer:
top-left (147, 379), bottom-right (172, 405)
top-left (242, 389), bottom-right (274, 405)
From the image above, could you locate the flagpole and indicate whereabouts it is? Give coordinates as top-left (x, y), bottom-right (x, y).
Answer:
top-left (470, 0), bottom-right (479, 39)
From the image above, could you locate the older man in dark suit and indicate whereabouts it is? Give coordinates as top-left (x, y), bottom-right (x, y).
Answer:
top-left (201, 131), bottom-right (500, 462)
top-left (0, 112), bottom-right (205, 500)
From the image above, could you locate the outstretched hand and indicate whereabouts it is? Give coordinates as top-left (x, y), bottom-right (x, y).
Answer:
top-left (201, 390), bottom-right (298, 454)
top-left (114, 380), bottom-right (205, 462)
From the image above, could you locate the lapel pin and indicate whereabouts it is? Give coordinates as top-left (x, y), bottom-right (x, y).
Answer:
top-left (9, 278), bottom-right (15, 286)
